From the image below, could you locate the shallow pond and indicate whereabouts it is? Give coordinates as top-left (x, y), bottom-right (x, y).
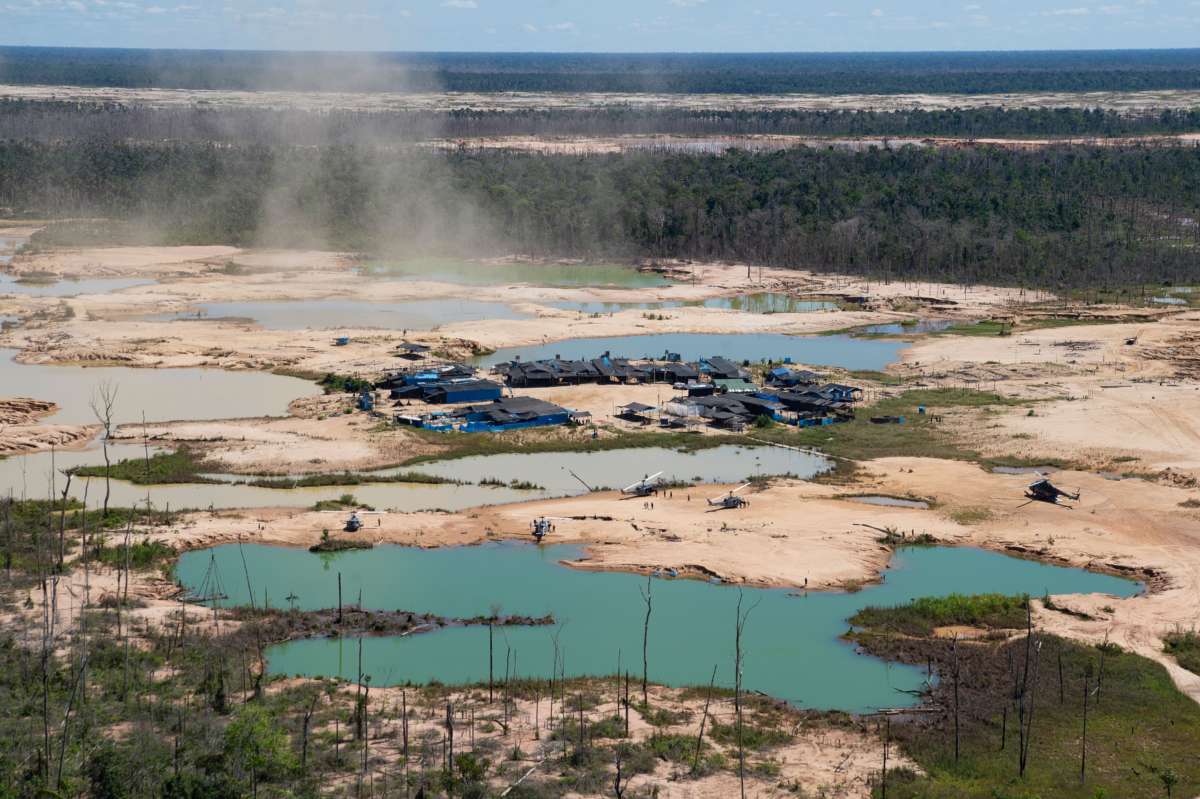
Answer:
top-left (855, 319), bottom-right (956, 336)
top-left (0, 349), bottom-right (319, 425)
top-left (551, 294), bottom-right (837, 315)
top-left (146, 298), bottom-right (531, 331)
top-left (476, 332), bottom-right (907, 371)
top-left (0, 274), bottom-right (156, 297)
top-left (176, 543), bottom-right (1139, 713)
top-left (392, 444), bottom-right (830, 492)
top-left (849, 496), bottom-right (931, 510)
top-left (363, 259), bottom-right (670, 289)
top-left (0, 445), bottom-right (536, 510)
top-left (1, 444), bottom-right (826, 512)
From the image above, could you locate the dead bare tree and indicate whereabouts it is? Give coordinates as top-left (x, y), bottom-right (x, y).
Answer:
top-left (1080, 666), bottom-right (1091, 785)
top-left (692, 664), bottom-right (718, 775)
top-left (1017, 616), bottom-right (1043, 780)
top-left (881, 715), bottom-right (891, 799)
top-left (613, 744), bottom-right (632, 798)
top-left (639, 574), bottom-right (652, 706)
top-left (302, 693), bottom-right (320, 771)
top-left (489, 603), bottom-right (501, 703)
top-left (89, 381), bottom-right (118, 518)
top-left (55, 468), bottom-right (71, 573)
top-left (952, 634), bottom-right (961, 764)
top-left (734, 590), bottom-right (762, 799)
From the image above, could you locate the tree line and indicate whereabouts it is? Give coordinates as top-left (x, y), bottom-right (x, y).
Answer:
top-left (4, 100), bottom-right (1200, 145)
top-left (2, 139), bottom-right (1199, 289)
top-left (3, 46), bottom-right (1200, 94)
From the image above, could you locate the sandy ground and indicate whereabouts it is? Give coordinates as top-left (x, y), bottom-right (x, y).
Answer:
top-left (429, 132), bottom-right (1200, 155)
top-left (7, 245), bottom-right (353, 279)
top-left (5, 84), bottom-right (1200, 113)
top-left (0, 397), bottom-right (97, 456)
top-left (120, 394), bottom-right (433, 474)
top-left (306, 681), bottom-right (910, 799)
top-left (898, 314), bottom-right (1200, 476)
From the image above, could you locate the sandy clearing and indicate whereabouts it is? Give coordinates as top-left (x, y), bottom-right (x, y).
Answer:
top-left (300, 681), bottom-right (907, 799)
top-left (0, 423), bottom-right (96, 456)
top-left (5, 84), bottom-right (1200, 113)
top-left (429, 132), bottom-right (1200, 156)
top-left (7, 246), bottom-right (352, 278)
top-left (896, 316), bottom-right (1200, 475)
top-left (117, 396), bottom-right (432, 474)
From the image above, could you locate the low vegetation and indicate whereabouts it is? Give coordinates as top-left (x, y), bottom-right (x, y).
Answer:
top-left (72, 447), bottom-right (215, 485)
top-left (403, 426), bottom-right (742, 465)
top-left (851, 593), bottom-right (1030, 637)
top-left (753, 388), bottom-right (1032, 469)
top-left (1164, 630), bottom-right (1200, 676)
top-left (311, 494), bottom-right (369, 512)
top-left (863, 631), bottom-right (1200, 799)
top-left (246, 471), bottom-right (459, 489)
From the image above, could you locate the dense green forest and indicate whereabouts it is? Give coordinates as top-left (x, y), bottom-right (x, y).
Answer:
top-left (2, 140), bottom-right (1198, 288)
top-left (3, 47), bottom-right (1200, 94)
top-left (4, 100), bottom-right (1200, 143)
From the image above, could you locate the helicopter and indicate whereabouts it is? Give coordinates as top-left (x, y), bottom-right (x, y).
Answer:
top-left (317, 508), bottom-right (385, 532)
top-left (531, 516), bottom-right (572, 542)
top-left (1023, 477), bottom-right (1081, 509)
top-left (707, 484), bottom-right (752, 510)
top-left (621, 471), bottom-right (664, 498)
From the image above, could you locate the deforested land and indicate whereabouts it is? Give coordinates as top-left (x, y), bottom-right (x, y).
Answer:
top-left (1, 48), bottom-right (1200, 799)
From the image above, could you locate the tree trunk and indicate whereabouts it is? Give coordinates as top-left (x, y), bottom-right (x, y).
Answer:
top-left (640, 575), bottom-right (652, 706)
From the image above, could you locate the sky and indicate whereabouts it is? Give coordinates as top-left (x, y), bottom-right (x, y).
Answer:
top-left (2, 0), bottom-right (1200, 52)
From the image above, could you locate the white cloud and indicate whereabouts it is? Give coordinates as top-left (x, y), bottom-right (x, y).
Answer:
top-left (521, 22), bottom-right (537, 31)
top-left (545, 20), bottom-right (576, 30)
top-left (668, 0), bottom-right (706, 6)
top-left (1041, 6), bottom-right (1090, 14)
top-left (441, 0), bottom-right (477, 7)
top-left (870, 7), bottom-right (884, 16)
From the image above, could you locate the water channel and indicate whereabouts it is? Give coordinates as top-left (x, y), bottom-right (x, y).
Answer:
top-left (550, 294), bottom-right (837, 315)
top-left (0, 444), bottom-right (830, 511)
top-left (175, 542), bottom-right (1139, 713)
top-left (0, 349), bottom-right (320, 425)
top-left (362, 259), bottom-right (670, 289)
top-left (476, 332), bottom-right (907, 371)
top-left (145, 298), bottom-right (532, 331)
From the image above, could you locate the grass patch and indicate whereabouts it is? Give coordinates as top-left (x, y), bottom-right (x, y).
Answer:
top-left (750, 389), bottom-right (1025, 464)
top-left (1164, 630), bottom-right (1200, 676)
top-left (929, 317), bottom-right (1121, 338)
top-left (311, 494), bottom-right (370, 512)
top-left (245, 471), bottom-right (459, 488)
top-left (845, 369), bottom-right (908, 386)
top-left (318, 373), bottom-right (373, 395)
top-left (707, 720), bottom-right (793, 751)
top-left (851, 593), bottom-right (1029, 637)
top-left (93, 538), bottom-right (175, 570)
top-left (947, 506), bottom-right (994, 525)
top-left (72, 447), bottom-right (215, 485)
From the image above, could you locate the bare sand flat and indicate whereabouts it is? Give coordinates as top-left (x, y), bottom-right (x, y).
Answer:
top-left (5, 84), bottom-right (1200, 113)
